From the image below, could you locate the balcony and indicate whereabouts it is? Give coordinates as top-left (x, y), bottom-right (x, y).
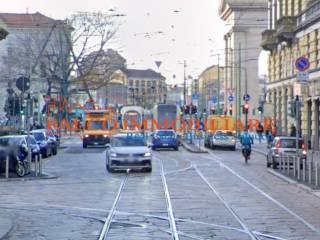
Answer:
top-left (261, 29), bottom-right (278, 51)
top-left (276, 16), bottom-right (297, 43)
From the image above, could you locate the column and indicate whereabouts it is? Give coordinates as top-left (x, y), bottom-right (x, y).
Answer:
top-left (276, 87), bottom-right (282, 134)
top-left (287, 84), bottom-right (293, 134)
top-left (281, 85), bottom-right (288, 135)
top-left (312, 99), bottom-right (319, 150)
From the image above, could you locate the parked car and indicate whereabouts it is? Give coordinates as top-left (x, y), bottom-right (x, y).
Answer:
top-left (207, 130), bottom-right (236, 150)
top-left (31, 130), bottom-right (57, 158)
top-left (151, 130), bottom-right (179, 151)
top-left (266, 136), bottom-right (307, 169)
top-left (106, 134), bottom-right (152, 172)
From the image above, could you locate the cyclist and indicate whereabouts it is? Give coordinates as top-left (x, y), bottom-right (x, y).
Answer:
top-left (240, 128), bottom-right (254, 159)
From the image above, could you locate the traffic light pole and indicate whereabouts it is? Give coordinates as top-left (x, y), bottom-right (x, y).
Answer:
top-left (295, 96), bottom-right (300, 155)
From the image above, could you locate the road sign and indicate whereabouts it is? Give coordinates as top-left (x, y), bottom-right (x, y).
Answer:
top-left (16, 76), bottom-right (30, 92)
top-left (297, 72), bottom-right (309, 84)
top-left (192, 93), bottom-right (199, 100)
top-left (211, 96), bottom-right (217, 104)
top-left (295, 56), bottom-right (310, 72)
top-left (228, 95), bottom-right (234, 102)
top-left (243, 94), bottom-right (251, 102)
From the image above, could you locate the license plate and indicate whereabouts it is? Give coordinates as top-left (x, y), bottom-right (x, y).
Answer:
top-left (162, 144), bottom-right (169, 146)
top-left (93, 142), bottom-right (99, 145)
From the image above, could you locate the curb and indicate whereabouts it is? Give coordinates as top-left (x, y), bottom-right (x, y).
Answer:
top-left (0, 172), bottom-right (58, 182)
top-left (0, 217), bottom-right (13, 240)
top-left (182, 143), bottom-right (208, 153)
top-left (267, 169), bottom-right (320, 199)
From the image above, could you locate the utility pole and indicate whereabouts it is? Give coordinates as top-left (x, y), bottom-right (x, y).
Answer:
top-left (217, 54), bottom-right (221, 115)
top-left (295, 95), bottom-right (300, 154)
top-left (183, 60), bottom-right (187, 106)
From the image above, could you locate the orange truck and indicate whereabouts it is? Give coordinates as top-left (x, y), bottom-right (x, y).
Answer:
top-left (82, 110), bottom-right (116, 148)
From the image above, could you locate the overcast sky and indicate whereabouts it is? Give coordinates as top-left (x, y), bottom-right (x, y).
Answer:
top-left (2, 0), bottom-right (267, 84)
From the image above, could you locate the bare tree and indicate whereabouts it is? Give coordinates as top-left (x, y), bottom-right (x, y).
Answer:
top-left (1, 12), bottom-right (125, 100)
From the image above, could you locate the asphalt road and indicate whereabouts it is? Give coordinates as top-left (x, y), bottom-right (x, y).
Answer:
top-left (1, 137), bottom-right (320, 240)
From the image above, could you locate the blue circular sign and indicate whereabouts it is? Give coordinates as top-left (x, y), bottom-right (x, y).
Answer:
top-left (211, 96), bottom-right (217, 103)
top-left (243, 94), bottom-right (250, 101)
top-left (228, 95), bottom-right (234, 102)
top-left (295, 56), bottom-right (310, 72)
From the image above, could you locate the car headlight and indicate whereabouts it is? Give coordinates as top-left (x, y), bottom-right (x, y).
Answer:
top-left (110, 152), bottom-right (117, 157)
top-left (144, 152), bottom-right (151, 157)
top-left (104, 135), bottom-right (108, 138)
top-left (40, 141), bottom-right (47, 147)
top-left (85, 134), bottom-right (89, 138)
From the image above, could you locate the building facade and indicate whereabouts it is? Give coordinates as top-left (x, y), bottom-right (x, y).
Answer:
top-left (198, 65), bottom-right (225, 114)
top-left (0, 12), bottom-right (70, 119)
top-left (166, 84), bottom-right (183, 106)
top-left (219, 0), bottom-right (268, 120)
top-left (123, 69), bottom-right (166, 109)
top-left (261, 0), bottom-right (320, 150)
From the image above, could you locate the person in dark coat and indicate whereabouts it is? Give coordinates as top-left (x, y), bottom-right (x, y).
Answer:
top-left (290, 124), bottom-right (296, 137)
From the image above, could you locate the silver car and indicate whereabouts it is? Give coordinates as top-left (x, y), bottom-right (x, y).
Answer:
top-left (106, 134), bottom-right (152, 172)
top-left (266, 136), bottom-right (307, 169)
top-left (210, 130), bottom-right (236, 150)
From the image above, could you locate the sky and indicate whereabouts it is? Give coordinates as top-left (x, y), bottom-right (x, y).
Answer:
top-left (2, 0), bottom-right (267, 84)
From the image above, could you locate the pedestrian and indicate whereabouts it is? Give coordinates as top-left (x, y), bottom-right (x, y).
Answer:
top-left (290, 124), bottom-right (296, 137)
top-left (256, 122), bottom-right (264, 143)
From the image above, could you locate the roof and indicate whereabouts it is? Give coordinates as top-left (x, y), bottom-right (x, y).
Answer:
top-left (123, 68), bottom-right (165, 80)
top-left (0, 12), bottom-right (58, 28)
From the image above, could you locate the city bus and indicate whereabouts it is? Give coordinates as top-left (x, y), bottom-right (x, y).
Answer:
top-left (82, 110), bottom-right (116, 148)
top-left (120, 106), bottom-right (145, 132)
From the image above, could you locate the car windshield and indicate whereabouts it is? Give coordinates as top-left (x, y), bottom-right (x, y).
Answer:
top-left (112, 137), bottom-right (146, 147)
top-left (85, 121), bottom-right (108, 130)
top-left (156, 131), bottom-right (175, 138)
top-left (32, 132), bottom-right (45, 141)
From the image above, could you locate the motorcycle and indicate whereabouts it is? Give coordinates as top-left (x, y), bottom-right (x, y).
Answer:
top-left (242, 145), bottom-right (251, 164)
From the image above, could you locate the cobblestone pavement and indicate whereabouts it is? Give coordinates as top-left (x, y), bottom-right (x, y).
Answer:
top-left (1, 137), bottom-right (320, 239)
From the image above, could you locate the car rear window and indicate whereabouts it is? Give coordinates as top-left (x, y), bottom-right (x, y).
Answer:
top-left (279, 139), bottom-right (303, 148)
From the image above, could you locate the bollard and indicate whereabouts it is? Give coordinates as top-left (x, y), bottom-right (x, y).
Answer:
top-left (35, 154), bottom-right (38, 177)
top-left (308, 160), bottom-right (312, 185)
top-left (293, 156), bottom-right (296, 177)
top-left (297, 157), bottom-right (301, 181)
top-left (287, 156), bottom-right (291, 176)
top-left (315, 162), bottom-right (319, 187)
top-left (303, 158), bottom-right (306, 182)
top-left (5, 155), bottom-right (9, 179)
top-left (39, 154), bottom-right (42, 176)
top-left (280, 154), bottom-right (283, 172)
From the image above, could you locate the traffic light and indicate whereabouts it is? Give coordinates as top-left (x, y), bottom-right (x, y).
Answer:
top-left (184, 105), bottom-right (190, 114)
top-left (229, 106), bottom-right (233, 115)
top-left (258, 106), bottom-right (263, 114)
top-left (242, 103), bottom-right (249, 114)
top-left (191, 105), bottom-right (197, 114)
top-left (211, 107), bottom-right (216, 115)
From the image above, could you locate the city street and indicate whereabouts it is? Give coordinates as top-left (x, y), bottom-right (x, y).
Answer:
top-left (1, 137), bottom-right (320, 240)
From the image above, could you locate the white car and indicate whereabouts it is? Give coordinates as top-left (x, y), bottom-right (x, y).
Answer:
top-left (210, 130), bottom-right (236, 151)
top-left (106, 134), bottom-right (152, 172)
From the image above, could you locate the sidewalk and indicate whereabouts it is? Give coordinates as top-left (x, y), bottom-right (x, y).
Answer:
top-left (0, 217), bottom-right (13, 239)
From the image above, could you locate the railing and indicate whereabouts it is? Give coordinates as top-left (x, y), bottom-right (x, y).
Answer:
top-left (278, 152), bottom-right (320, 188)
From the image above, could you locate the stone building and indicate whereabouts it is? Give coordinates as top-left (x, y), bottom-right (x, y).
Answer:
top-left (123, 69), bottom-right (166, 109)
top-left (261, 0), bottom-right (320, 150)
top-left (219, 0), bottom-right (268, 120)
top-left (198, 65), bottom-right (225, 114)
